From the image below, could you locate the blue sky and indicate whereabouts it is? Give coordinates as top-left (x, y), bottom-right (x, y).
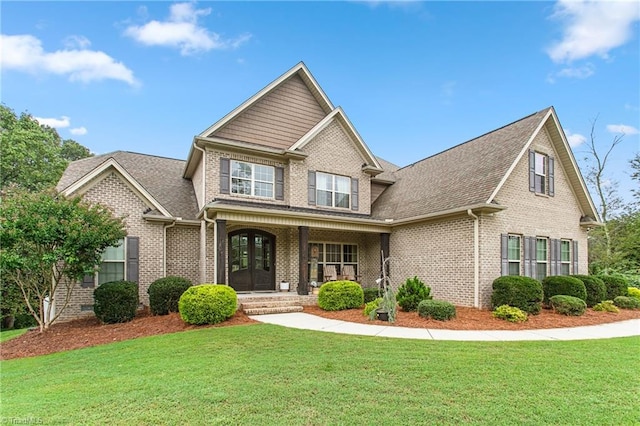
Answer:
top-left (2, 1), bottom-right (639, 205)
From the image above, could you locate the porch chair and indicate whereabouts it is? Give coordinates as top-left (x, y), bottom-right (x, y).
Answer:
top-left (341, 265), bottom-right (361, 282)
top-left (323, 265), bottom-right (338, 282)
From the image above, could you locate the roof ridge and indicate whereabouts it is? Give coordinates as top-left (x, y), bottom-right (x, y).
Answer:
top-left (397, 107), bottom-right (552, 172)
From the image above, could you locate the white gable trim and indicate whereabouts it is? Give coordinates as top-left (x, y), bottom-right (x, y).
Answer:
top-left (289, 107), bottom-right (382, 169)
top-left (198, 62), bottom-right (334, 139)
top-left (61, 158), bottom-right (172, 217)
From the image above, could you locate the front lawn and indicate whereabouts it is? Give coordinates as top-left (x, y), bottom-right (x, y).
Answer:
top-left (1, 324), bottom-right (638, 425)
top-left (0, 328), bottom-right (27, 343)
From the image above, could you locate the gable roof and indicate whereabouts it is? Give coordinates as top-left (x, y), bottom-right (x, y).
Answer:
top-left (372, 107), bottom-right (598, 222)
top-left (57, 151), bottom-right (199, 220)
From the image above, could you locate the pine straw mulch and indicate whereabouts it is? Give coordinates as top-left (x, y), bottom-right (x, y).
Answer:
top-left (2, 306), bottom-right (639, 360)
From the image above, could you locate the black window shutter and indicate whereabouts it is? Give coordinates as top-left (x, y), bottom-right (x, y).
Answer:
top-left (275, 167), bottom-right (284, 200)
top-left (529, 150), bottom-right (536, 192)
top-left (572, 240), bottom-right (578, 274)
top-left (126, 236), bottom-right (139, 283)
top-left (501, 234), bottom-right (509, 276)
top-left (81, 273), bottom-right (95, 288)
top-left (308, 171), bottom-right (316, 206)
top-left (220, 158), bottom-right (230, 194)
top-left (351, 178), bottom-right (359, 211)
top-left (524, 236), bottom-right (532, 278)
top-left (548, 156), bottom-right (555, 196)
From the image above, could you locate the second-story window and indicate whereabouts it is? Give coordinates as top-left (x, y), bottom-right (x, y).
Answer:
top-left (316, 172), bottom-right (350, 208)
top-left (231, 161), bottom-right (274, 198)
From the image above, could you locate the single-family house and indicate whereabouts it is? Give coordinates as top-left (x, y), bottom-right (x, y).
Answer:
top-left (56, 62), bottom-right (599, 319)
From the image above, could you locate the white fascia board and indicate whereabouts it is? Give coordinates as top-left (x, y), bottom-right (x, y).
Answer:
top-left (61, 158), bottom-right (172, 217)
top-left (290, 107), bottom-right (382, 169)
top-left (197, 62), bottom-right (334, 139)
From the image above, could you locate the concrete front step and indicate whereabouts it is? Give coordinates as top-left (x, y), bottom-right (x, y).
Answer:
top-left (242, 300), bottom-right (306, 309)
top-left (243, 305), bottom-right (304, 315)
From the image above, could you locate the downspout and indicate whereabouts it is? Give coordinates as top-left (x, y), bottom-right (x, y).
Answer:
top-left (194, 142), bottom-right (209, 284)
top-left (467, 209), bottom-right (480, 308)
top-left (163, 220), bottom-right (177, 277)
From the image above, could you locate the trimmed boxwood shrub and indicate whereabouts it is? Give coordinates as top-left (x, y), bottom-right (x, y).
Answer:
top-left (542, 276), bottom-right (586, 306)
top-left (318, 280), bottom-right (364, 311)
top-left (396, 276), bottom-right (432, 312)
top-left (93, 280), bottom-right (139, 324)
top-left (148, 276), bottom-right (193, 315)
top-left (417, 300), bottom-right (456, 321)
top-left (491, 276), bottom-right (543, 314)
top-left (593, 300), bottom-right (619, 313)
top-left (598, 275), bottom-right (628, 300)
top-left (550, 295), bottom-right (586, 316)
top-left (570, 275), bottom-right (606, 307)
top-left (178, 284), bottom-right (237, 325)
top-left (363, 298), bottom-right (382, 317)
top-left (613, 296), bottom-right (640, 310)
top-left (363, 287), bottom-right (380, 304)
top-left (627, 287), bottom-right (640, 302)
top-left (492, 305), bottom-right (528, 323)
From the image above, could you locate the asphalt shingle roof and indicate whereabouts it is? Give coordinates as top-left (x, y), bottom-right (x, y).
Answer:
top-left (57, 151), bottom-right (199, 220)
top-left (372, 108), bottom-right (551, 220)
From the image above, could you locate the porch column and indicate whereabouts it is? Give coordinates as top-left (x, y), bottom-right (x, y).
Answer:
top-left (216, 219), bottom-right (227, 284)
top-left (380, 233), bottom-right (390, 278)
top-left (298, 226), bottom-right (309, 295)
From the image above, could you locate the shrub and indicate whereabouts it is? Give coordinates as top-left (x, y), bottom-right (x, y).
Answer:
top-left (318, 280), bottom-right (364, 311)
top-left (363, 287), bottom-right (381, 304)
top-left (417, 300), bottom-right (456, 321)
top-left (542, 276), bottom-right (586, 306)
top-left (570, 275), bottom-right (606, 307)
top-left (396, 276), bottom-right (432, 312)
top-left (363, 298), bottom-right (382, 317)
top-left (178, 284), bottom-right (237, 325)
top-left (492, 305), bottom-right (528, 323)
top-left (598, 275), bottom-right (628, 300)
top-left (593, 300), bottom-right (619, 313)
top-left (627, 287), bottom-right (640, 302)
top-left (148, 276), bottom-right (193, 315)
top-left (613, 296), bottom-right (640, 310)
top-left (491, 276), bottom-right (543, 314)
top-left (93, 281), bottom-right (139, 324)
top-left (549, 295), bottom-right (586, 316)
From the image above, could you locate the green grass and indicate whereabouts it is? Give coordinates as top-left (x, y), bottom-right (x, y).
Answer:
top-left (2, 324), bottom-right (639, 425)
top-left (0, 328), bottom-right (27, 343)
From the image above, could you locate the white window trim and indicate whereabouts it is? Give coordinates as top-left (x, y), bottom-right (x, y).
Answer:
top-left (560, 239), bottom-right (572, 275)
top-left (308, 241), bottom-right (359, 278)
top-left (231, 160), bottom-right (275, 199)
top-left (536, 237), bottom-right (548, 279)
top-left (97, 239), bottom-right (126, 285)
top-left (316, 172), bottom-right (350, 209)
top-left (534, 152), bottom-right (547, 194)
top-left (507, 235), bottom-right (521, 276)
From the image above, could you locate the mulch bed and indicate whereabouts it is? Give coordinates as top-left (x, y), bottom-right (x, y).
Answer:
top-left (2, 306), bottom-right (638, 361)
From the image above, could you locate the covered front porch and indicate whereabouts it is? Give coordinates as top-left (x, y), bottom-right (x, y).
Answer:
top-left (202, 200), bottom-right (392, 295)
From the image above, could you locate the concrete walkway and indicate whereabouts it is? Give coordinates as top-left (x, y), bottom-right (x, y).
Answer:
top-left (249, 312), bottom-right (640, 341)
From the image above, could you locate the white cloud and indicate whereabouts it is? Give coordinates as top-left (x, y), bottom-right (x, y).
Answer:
top-left (547, 0), bottom-right (640, 63)
top-left (34, 115), bottom-right (70, 128)
top-left (70, 127), bottom-right (88, 136)
top-left (63, 35), bottom-right (91, 49)
top-left (556, 63), bottom-right (595, 79)
top-left (607, 124), bottom-right (639, 135)
top-left (564, 129), bottom-right (587, 147)
top-left (0, 34), bottom-right (138, 86)
top-left (124, 2), bottom-right (251, 56)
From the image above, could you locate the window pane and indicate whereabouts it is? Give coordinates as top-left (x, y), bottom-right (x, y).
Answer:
top-left (335, 192), bottom-right (350, 208)
top-left (335, 176), bottom-right (350, 193)
top-left (254, 182), bottom-right (273, 198)
top-left (232, 178), bottom-right (251, 195)
top-left (317, 173), bottom-right (332, 191)
top-left (507, 236), bottom-right (520, 261)
top-left (101, 240), bottom-right (124, 261)
top-left (560, 264), bottom-right (570, 275)
top-left (232, 161), bottom-right (252, 178)
top-left (326, 244), bottom-right (341, 263)
top-left (254, 165), bottom-right (273, 182)
top-left (317, 190), bottom-right (332, 207)
top-left (537, 263), bottom-right (547, 280)
top-left (343, 245), bottom-right (357, 263)
top-left (536, 238), bottom-right (547, 260)
top-left (535, 153), bottom-right (546, 175)
top-left (98, 262), bottom-right (124, 285)
top-left (561, 241), bottom-right (571, 262)
top-left (508, 262), bottom-right (520, 276)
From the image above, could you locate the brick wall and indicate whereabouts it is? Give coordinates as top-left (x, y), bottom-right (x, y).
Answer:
top-left (166, 225), bottom-right (200, 285)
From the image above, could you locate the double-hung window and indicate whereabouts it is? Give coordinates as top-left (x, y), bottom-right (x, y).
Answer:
top-left (231, 161), bottom-right (274, 198)
top-left (534, 153), bottom-right (546, 194)
top-left (507, 235), bottom-right (521, 276)
top-left (536, 237), bottom-right (548, 279)
top-left (316, 172), bottom-right (350, 208)
top-left (98, 239), bottom-right (125, 285)
top-left (560, 240), bottom-right (571, 275)
top-left (529, 150), bottom-right (554, 196)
